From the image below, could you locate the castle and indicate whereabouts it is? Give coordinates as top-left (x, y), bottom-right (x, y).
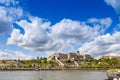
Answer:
top-left (48, 51), bottom-right (92, 62)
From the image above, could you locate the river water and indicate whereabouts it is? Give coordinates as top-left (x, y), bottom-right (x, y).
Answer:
top-left (0, 71), bottom-right (107, 80)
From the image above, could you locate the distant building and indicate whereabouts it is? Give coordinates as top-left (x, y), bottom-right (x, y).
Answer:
top-left (101, 56), bottom-right (120, 60)
top-left (37, 56), bottom-right (39, 60)
top-left (5, 60), bottom-right (22, 68)
top-left (48, 53), bottom-right (68, 61)
top-left (83, 54), bottom-right (93, 61)
top-left (0, 60), bottom-right (5, 68)
top-left (48, 52), bottom-right (92, 62)
top-left (67, 52), bottom-right (80, 61)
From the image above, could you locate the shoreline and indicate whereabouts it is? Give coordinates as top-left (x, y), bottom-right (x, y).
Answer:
top-left (0, 68), bottom-right (110, 71)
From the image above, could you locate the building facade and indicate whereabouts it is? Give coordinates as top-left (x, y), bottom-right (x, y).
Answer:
top-left (101, 56), bottom-right (120, 60)
top-left (48, 52), bottom-right (92, 62)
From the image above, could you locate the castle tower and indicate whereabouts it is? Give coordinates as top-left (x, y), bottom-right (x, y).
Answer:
top-left (76, 50), bottom-right (80, 55)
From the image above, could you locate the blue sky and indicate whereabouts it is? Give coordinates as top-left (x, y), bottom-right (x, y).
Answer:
top-left (0, 0), bottom-right (120, 59)
top-left (24, 0), bottom-right (118, 25)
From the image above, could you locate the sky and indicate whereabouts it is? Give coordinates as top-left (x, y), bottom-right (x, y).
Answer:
top-left (0, 0), bottom-right (120, 59)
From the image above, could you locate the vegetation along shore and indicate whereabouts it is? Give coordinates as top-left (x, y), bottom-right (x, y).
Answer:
top-left (0, 51), bottom-right (120, 71)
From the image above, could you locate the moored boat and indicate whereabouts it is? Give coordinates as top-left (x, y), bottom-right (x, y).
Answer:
top-left (106, 69), bottom-right (120, 80)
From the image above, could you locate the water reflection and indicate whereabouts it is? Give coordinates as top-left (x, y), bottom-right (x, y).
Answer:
top-left (0, 71), bottom-right (107, 80)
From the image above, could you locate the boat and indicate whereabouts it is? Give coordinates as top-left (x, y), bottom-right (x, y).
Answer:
top-left (106, 69), bottom-right (120, 80)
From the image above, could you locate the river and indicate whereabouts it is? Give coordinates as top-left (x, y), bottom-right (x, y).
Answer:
top-left (0, 71), bottom-right (107, 80)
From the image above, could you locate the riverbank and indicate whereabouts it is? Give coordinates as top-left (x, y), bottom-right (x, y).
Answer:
top-left (0, 68), bottom-right (110, 71)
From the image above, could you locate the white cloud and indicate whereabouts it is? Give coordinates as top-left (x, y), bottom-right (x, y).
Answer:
top-left (7, 29), bottom-right (23, 45)
top-left (104, 0), bottom-right (120, 14)
top-left (52, 19), bottom-right (99, 41)
top-left (87, 17), bottom-right (112, 33)
top-left (15, 51), bottom-right (32, 60)
top-left (0, 50), bottom-right (12, 60)
top-left (0, 0), bottom-right (113, 57)
top-left (0, 6), bottom-right (13, 34)
top-left (8, 7), bottom-right (23, 19)
top-left (0, 50), bottom-right (32, 60)
top-left (51, 18), bottom-right (112, 52)
top-left (7, 17), bottom-right (112, 53)
top-left (0, 0), bottom-right (19, 6)
top-left (0, 0), bottom-right (117, 59)
top-left (79, 32), bottom-right (120, 57)
top-left (0, 0), bottom-right (23, 35)
top-left (7, 16), bottom-right (55, 52)
top-left (113, 23), bottom-right (120, 32)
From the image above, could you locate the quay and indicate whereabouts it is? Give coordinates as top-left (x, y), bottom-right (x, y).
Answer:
top-left (0, 68), bottom-right (109, 71)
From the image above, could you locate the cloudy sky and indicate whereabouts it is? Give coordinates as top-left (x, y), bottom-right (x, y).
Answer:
top-left (0, 0), bottom-right (120, 59)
